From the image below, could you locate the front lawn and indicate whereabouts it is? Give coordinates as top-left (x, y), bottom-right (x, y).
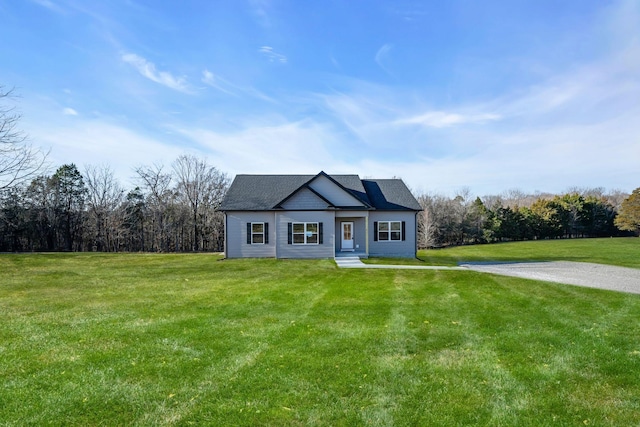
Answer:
top-left (1, 249), bottom-right (640, 425)
top-left (418, 237), bottom-right (640, 268)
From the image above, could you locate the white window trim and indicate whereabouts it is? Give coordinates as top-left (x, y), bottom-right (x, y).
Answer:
top-left (251, 222), bottom-right (265, 245)
top-left (377, 220), bottom-right (402, 242)
top-left (292, 222), bottom-right (319, 245)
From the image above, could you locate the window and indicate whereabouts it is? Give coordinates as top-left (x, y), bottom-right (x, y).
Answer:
top-left (251, 222), bottom-right (264, 244)
top-left (375, 221), bottom-right (404, 241)
top-left (290, 222), bottom-right (320, 245)
top-left (246, 222), bottom-right (268, 244)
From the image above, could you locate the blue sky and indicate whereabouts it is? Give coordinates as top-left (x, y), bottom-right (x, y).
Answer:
top-left (1, 0), bottom-right (638, 195)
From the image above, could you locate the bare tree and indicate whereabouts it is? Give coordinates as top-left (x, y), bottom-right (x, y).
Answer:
top-left (604, 189), bottom-right (629, 212)
top-left (0, 86), bottom-right (47, 189)
top-left (417, 195), bottom-right (437, 248)
top-left (84, 164), bottom-right (124, 251)
top-left (134, 163), bottom-right (173, 252)
top-left (172, 154), bottom-right (229, 251)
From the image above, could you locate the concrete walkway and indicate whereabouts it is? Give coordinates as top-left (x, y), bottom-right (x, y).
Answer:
top-left (334, 257), bottom-right (465, 270)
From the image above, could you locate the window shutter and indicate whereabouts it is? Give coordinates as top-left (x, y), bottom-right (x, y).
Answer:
top-left (264, 223), bottom-right (269, 244)
top-left (319, 222), bottom-right (323, 244)
top-left (373, 221), bottom-right (378, 242)
top-left (402, 221), bottom-right (406, 241)
top-left (246, 223), bottom-right (252, 244)
top-left (287, 223), bottom-right (292, 244)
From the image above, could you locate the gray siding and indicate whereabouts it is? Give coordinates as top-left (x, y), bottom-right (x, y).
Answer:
top-left (225, 212), bottom-right (276, 258)
top-left (308, 175), bottom-right (366, 207)
top-left (276, 211), bottom-right (335, 258)
top-left (281, 188), bottom-right (330, 210)
top-left (368, 211), bottom-right (417, 257)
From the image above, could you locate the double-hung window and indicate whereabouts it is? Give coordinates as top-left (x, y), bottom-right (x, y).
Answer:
top-left (376, 221), bottom-right (403, 241)
top-left (292, 222), bottom-right (319, 245)
top-left (247, 222), bottom-right (268, 244)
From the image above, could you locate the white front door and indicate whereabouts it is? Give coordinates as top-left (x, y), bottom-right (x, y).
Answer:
top-left (341, 222), bottom-right (354, 251)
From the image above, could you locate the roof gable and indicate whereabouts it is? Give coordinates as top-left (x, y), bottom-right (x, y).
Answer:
top-left (306, 172), bottom-right (369, 208)
top-left (279, 186), bottom-right (334, 210)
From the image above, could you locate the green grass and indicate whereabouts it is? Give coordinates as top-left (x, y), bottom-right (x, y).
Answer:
top-left (417, 237), bottom-right (640, 268)
top-left (1, 242), bottom-right (640, 426)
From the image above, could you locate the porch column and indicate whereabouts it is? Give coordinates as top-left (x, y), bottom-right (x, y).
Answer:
top-left (365, 213), bottom-right (369, 255)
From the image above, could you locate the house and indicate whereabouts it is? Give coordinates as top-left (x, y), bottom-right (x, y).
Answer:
top-left (220, 171), bottom-right (422, 259)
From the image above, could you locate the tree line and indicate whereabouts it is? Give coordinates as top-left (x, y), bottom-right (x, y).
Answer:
top-left (416, 187), bottom-right (636, 249)
top-left (0, 156), bottom-right (229, 252)
top-left (2, 86), bottom-right (639, 253)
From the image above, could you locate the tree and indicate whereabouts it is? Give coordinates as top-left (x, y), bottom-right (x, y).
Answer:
top-left (50, 164), bottom-right (86, 251)
top-left (468, 197), bottom-right (488, 243)
top-left (84, 165), bottom-right (124, 251)
top-left (24, 175), bottom-right (57, 250)
top-left (172, 154), bottom-right (229, 251)
top-left (527, 199), bottom-right (563, 239)
top-left (0, 187), bottom-right (28, 251)
top-left (615, 188), bottom-right (640, 235)
top-left (135, 164), bottom-right (173, 252)
top-left (122, 187), bottom-right (146, 251)
top-left (0, 86), bottom-right (47, 189)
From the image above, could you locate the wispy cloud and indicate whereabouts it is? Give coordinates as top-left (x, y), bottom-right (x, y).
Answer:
top-left (176, 119), bottom-right (346, 176)
top-left (249, 0), bottom-right (272, 28)
top-left (374, 43), bottom-right (394, 74)
top-left (202, 70), bottom-right (237, 96)
top-left (259, 46), bottom-right (287, 64)
top-left (121, 53), bottom-right (191, 93)
top-left (62, 107), bottom-right (78, 116)
top-left (395, 111), bottom-right (501, 128)
top-left (27, 117), bottom-right (186, 186)
top-left (29, 0), bottom-right (64, 13)
top-left (201, 69), bottom-right (276, 103)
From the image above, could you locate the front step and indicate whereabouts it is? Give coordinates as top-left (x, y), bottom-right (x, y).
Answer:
top-left (334, 256), bottom-right (366, 268)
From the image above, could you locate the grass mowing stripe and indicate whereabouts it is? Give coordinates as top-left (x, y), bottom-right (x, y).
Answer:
top-left (1, 247), bottom-right (640, 425)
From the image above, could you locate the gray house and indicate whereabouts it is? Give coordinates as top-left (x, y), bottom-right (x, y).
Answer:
top-left (220, 171), bottom-right (422, 259)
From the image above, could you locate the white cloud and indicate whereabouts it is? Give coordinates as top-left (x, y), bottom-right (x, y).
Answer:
top-left (395, 111), bottom-right (501, 128)
top-left (202, 70), bottom-right (236, 96)
top-left (201, 69), bottom-right (277, 102)
top-left (176, 119), bottom-right (348, 177)
top-left (62, 107), bottom-right (78, 116)
top-left (374, 43), bottom-right (393, 74)
top-left (27, 117), bottom-right (186, 186)
top-left (259, 46), bottom-right (287, 64)
top-left (122, 53), bottom-right (191, 93)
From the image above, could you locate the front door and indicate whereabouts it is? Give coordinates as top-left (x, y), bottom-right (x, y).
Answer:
top-left (341, 222), bottom-right (354, 251)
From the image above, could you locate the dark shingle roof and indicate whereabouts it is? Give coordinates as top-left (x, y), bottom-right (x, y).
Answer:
top-left (361, 179), bottom-right (422, 211)
top-left (220, 175), bottom-right (311, 211)
top-left (220, 172), bottom-right (420, 211)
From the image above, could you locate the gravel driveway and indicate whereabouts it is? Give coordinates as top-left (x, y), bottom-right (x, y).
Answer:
top-left (460, 261), bottom-right (640, 294)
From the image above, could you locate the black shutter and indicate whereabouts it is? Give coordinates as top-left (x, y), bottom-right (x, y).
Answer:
top-left (319, 222), bottom-right (323, 244)
top-left (401, 221), bottom-right (406, 241)
top-left (373, 221), bottom-right (378, 241)
top-left (264, 223), bottom-right (269, 244)
top-left (246, 223), bottom-right (252, 244)
top-left (288, 223), bottom-right (292, 244)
